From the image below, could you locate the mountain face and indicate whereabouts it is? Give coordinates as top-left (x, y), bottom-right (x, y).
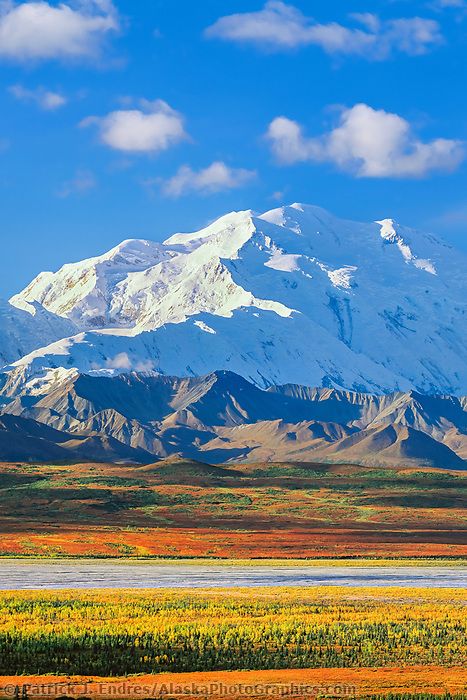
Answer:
top-left (6, 203), bottom-right (467, 396)
top-left (1, 203), bottom-right (466, 468)
top-left (0, 413), bottom-right (152, 463)
top-left (1, 370), bottom-right (465, 469)
top-left (10, 239), bottom-right (171, 329)
top-left (0, 299), bottom-right (76, 367)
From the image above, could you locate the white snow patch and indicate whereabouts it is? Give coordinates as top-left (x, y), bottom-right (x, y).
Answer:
top-left (327, 266), bottom-right (357, 289)
top-left (377, 219), bottom-right (437, 276)
top-left (378, 218), bottom-right (398, 242)
top-left (194, 320), bottom-right (217, 334)
top-left (414, 258), bottom-right (437, 275)
top-left (11, 366), bottom-right (79, 398)
top-left (264, 251), bottom-right (301, 272)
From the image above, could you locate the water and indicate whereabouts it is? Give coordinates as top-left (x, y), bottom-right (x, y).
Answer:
top-left (0, 561), bottom-right (465, 589)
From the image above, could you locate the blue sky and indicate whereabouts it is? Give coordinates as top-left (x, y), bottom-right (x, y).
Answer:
top-left (1, 0), bottom-right (467, 297)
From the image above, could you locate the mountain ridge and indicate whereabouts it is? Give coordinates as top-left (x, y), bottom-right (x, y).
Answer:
top-left (0, 202), bottom-right (466, 468)
top-left (1, 369), bottom-right (465, 468)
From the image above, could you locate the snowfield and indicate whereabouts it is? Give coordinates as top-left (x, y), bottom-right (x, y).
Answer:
top-left (3, 203), bottom-right (467, 396)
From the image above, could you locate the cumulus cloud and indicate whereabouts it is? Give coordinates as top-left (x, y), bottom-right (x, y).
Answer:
top-left (81, 99), bottom-right (187, 154)
top-left (57, 170), bottom-right (96, 197)
top-left (105, 352), bottom-right (132, 370)
top-left (0, 0), bottom-right (118, 63)
top-left (103, 353), bottom-right (154, 372)
top-left (9, 84), bottom-right (67, 110)
top-left (206, 2), bottom-right (442, 59)
top-left (161, 161), bottom-right (256, 197)
top-left (266, 104), bottom-right (465, 178)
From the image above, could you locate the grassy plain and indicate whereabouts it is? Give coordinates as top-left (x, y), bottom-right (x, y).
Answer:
top-left (0, 459), bottom-right (465, 558)
top-left (0, 460), bottom-right (465, 697)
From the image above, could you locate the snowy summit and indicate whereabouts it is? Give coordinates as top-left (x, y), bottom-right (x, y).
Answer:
top-left (3, 203), bottom-right (467, 396)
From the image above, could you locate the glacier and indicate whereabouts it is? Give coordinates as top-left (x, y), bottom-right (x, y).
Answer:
top-left (3, 203), bottom-right (466, 397)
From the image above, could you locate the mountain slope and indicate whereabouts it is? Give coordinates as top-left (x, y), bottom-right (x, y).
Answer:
top-left (1, 370), bottom-right (465, 468)
top-left (309, 423), bottom-right (466, 469)
top-left (0, 299), bottom-right (76, 366)
top-left (0, 414), bottom-right (152, 463)
top-left (10, 239), bottom-right (171, 329)
top-left (6, 203), bottom-right (467, 395)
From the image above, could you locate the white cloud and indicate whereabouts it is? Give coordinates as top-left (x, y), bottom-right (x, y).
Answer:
top-left (105, 352), bottom-right (132, 370)
top-left (9, 84), bottom-right (67, 110)
top-left (271, 190), bottom-right (286, 201)
top-left (81, 99), bottom-right (187, 154)
top-left (0, 0), bottom-right (118, 63)
top-left (206, 2), bottom-right (442, 59)
top-left (102, 353), bottom-right (154, 372)
top-left (430, 0), bottom-right (467, 18)
top-left (266, 104), bottom-right (465, 178)
top-left (134, 359), bottom-right (155, 372)
top-left (434, 0), bottom-right (465, 6)
top-left (161, 161), bottom-right (256, 197)
top-left (57, 170), bottom-right (96, 197)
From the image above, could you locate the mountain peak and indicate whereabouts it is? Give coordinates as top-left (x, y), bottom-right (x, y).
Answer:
top-left (2, 202), bottom-right (466, 395)
top-left (9, 236), bottom-right (170, 329)
top-left (101, 238), bottom-right (164, 262)
top-left (163, 209), bottom-right (256, 253)
top-left (259, 202), bottom-right (332, 228)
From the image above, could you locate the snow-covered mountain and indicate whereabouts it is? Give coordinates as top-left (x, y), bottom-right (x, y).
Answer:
top-left (10, 238), bottom-right (171, 329)
top-left (0, 299), bottom-right (76, 366)
top-left (5, 203), bottom-right (467, 396)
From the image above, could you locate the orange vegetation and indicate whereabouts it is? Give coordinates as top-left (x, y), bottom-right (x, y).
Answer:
top-left (0, 667), bottom-right (465, 698)
top-left (0, 523), bottom-right (466, 558)
top-left (0, 460), bottom-right (465, 558)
